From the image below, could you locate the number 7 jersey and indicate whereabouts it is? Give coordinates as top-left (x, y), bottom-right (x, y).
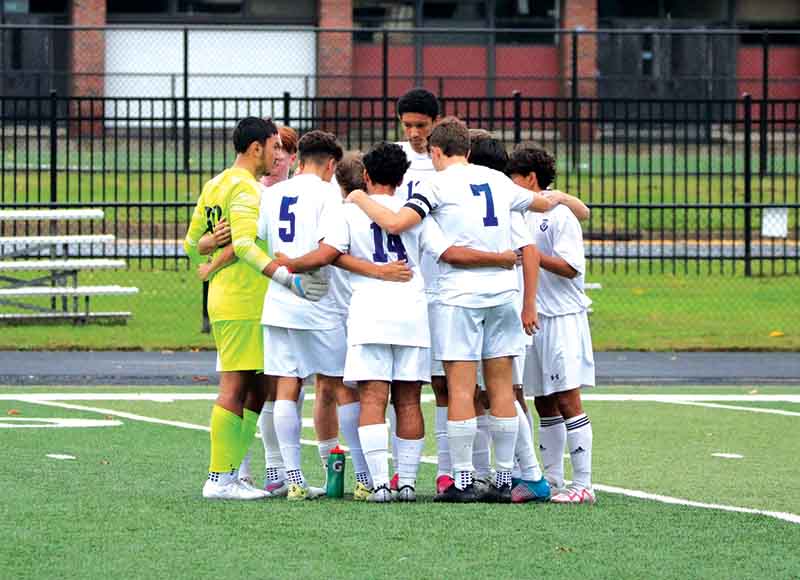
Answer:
top-left (324, 194), bottom-right (449, 347)
top-left (258, 173), bottom-right (343, 330)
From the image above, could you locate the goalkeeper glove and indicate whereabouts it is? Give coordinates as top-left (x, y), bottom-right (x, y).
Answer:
top-left (271, 266), bottom-right (329, 302)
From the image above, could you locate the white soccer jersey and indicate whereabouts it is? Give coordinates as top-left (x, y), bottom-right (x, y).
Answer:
top-left (527, 204), bottom-right (592, 317)
top-left (324, 194), bottom-right (449, 347)
top-left (258, 173), bottom-right (344, 330)
top-left (395, 141), bottom-right (441, 303)
top-left (405, 163), bottom-right (535, 309)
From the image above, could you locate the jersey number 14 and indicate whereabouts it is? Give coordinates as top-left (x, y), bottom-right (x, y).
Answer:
top-left (370, 222), bottom-right (407, 262)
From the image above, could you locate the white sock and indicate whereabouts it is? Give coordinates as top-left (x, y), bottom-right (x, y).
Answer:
top-left (526, 407), bottom-right (534, 433)
top-left (489, 415), bottom-right (518, 486)
top-left (434, 406), bottom-right (451, 478)
top-left (239, 450), bottom-right (253, 479)
top-left (511, 460), bottom-right (522, 480)
top-left (388, 403), bottom-right (399, 474)
top-left (473, 411), bottom-right (492, 479)
top-left (539, 415), bottom-right (566, 488)
top-left (396, 437), bottom-right (424, 489)
top-left (274, 400), bottom-right (302, 474)
top-left (338, 402), bottom-right (372, 487)
top-left (513, 401), bottom-right (543, 481)
top-left (359, 423), bottom-right (389, 489)
top-left (259, 402), bottom-right (286, 482)
top-left (448, 418), bottom-right (476, 490)
top-left (565, 413), bottom-right (593, 490)
top-left (296, 387), bottom-right (305, 421)
top-left (318, 437), bottom-right (338, 475)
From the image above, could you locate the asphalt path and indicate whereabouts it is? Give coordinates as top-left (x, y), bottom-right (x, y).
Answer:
top-left (0, 350), bottom-right (797, 386)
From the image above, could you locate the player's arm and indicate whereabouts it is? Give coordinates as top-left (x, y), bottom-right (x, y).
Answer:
top-left (440, 246), bottom-right (517, 269)
top-left (346, 189), bottom-right (423, 235)
top-left (183, 196), bottom-right (210, 265)
top-left (229, 186), bottom-right (328, 301)
top-left (197, 244), bottom-right (236, 282)
top-left (198, 218), bottom-right (232, 255)
top-left (334, 254), bottom-right (413, 282)
top-left (282, 243), bottom-right (341, 273)
top-left (520, 244), bottom-right (540, 335)
top-left (539, 254), bottom-right (578, 279)
top-left (543, 191), bottom-right (590, 221)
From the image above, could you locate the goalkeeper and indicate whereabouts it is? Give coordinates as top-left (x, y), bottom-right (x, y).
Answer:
top-left (184, 117), bottom-right (328, 501)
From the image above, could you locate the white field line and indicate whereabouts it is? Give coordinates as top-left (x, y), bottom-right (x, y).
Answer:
top-left (17, 398), bottom-right (800, 526)
top-left (657, 400), bottom-right (800, 417)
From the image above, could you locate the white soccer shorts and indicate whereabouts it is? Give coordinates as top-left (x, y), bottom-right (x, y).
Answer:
top-left (523, 310), bottom-right (595, 397)
top-left (262, 325), bottom-right (346, 379)
top-left (343, 343), bottom-right (431, 386)
top-left (432, 302), bottom-right (527, 361)
top-left (475, 350), bottom-right (525, 391)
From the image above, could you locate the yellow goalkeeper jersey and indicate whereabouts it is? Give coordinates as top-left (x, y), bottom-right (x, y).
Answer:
top-left (184, 167), bottom-right (271, 322)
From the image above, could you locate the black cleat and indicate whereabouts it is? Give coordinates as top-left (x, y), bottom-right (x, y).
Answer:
top-left (434, 482), bottom-right (478, 503)
top-left (477, 482), bottom-right (512, 504)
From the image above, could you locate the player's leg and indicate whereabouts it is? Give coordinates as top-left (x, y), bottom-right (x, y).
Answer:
top-left (431, 373), bottom-right (453, 493)
top-left (314, 374), bottom-right (340, 482)
top-left (472, 384), bottom-right (493, 491)
top-left (358, 379), bottom-right (392, 502)
top-left (387, 400), bottom-right (400, 491)
top-left (235, 376), bottom-right (267, 491)
top-left (534, 394), bottom-right (566, 492)
top-left (510, 385), bottom-right (550, 503)
top-left (551, 388), bottom-right (595, 504)
top-left (481, 355), bottom-right (518, 503)
top-left (332, 377), bottom-right (373, 493)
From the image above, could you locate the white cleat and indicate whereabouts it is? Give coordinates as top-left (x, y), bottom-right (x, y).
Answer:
top-left (307, 485), bottom-right (327, 499)
top-left (545, 476), bottom-right (567, 496)
top-left (202, 477), bottom-right (267, 501)
top-left (237, 477), bottom-right (269, 499)
top-left (394, 485), bottom-right (416, 502)
top-left (368, 485), bottom-right (393, 503)
top-left (550, 485), bottom-right (597, 505)
top-left (264, 479), bottom-right (289, 497)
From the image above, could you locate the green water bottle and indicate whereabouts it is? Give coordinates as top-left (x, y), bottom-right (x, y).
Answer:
top-left (326, 446), bottom-right (346, 498)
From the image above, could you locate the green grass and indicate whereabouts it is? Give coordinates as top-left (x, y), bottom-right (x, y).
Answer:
top-left (1, 385), bottom-right (799, 579)
top-left (1, 266), bottom-right (798, 351)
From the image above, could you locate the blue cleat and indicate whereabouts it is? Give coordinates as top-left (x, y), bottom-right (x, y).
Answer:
top-left (511, 477), bottom-right (551, 504)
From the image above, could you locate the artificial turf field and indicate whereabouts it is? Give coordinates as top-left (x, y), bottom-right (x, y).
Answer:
top-left (2, 385), bottom-right (799, 580)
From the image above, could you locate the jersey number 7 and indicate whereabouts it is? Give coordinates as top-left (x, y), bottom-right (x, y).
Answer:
top-left (470, 183), bottom-right (499, 227)
top-left (370, 222), bottom-right (407, 263)
top-left (279, 196), bottom-right (298, 242)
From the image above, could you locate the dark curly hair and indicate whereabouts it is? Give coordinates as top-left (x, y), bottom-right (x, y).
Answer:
top-left (506, 143), bottom-right (556, 189)
top-left (335, 152), bottom-right (366, 194)
top-left (468, 129), bottom-right (508, 172)
top-left (397, 88), bottom-right (439, 120)
top-left (298, 130), bottom-right (343, 166)
top-left (362, 141), bottom-right (411, 188)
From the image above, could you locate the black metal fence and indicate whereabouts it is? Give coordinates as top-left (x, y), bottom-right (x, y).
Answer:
top-left (0, 91), bottom-right (797, 277)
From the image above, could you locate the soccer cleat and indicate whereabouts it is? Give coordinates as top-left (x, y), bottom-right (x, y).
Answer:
top-left (511, 478), bottom-right (551, 504)
top-left (236, 477), bottom-right (269, 499)
top-left (287, 483), bottom-right (314, 502)
top-left (368, 485), bottom-right (393, 503)
top-left (436, 474), bottom-right (455, 495)
top-left (472, 475), bottom-right (493, 496)
top-left (238, 474), bottom-right (256, 487)
top-left (551, 486), bottom-right (597, 505)
top-left (394, 485), bottom-right (416, 502)
top-left (202, 478), bottom-right (266, 501)
top-left (389, 473), bottom-right (399, 491)
top-left (353, 481), bottom-right (373, 502)
top-left (477, 482), bottom-right (512, 504)
top-left (434, 482), bottom-right (478, 503)
top-left (307, 485), bottom-right (327, 499)
top-left (544, 476), bottom-right (567, 496)
top-left (264, 479), bottom-right (289, 497)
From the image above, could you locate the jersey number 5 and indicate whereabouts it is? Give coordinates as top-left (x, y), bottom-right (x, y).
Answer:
top-left (279, 196), bottom-right (298, 242)
top-left (370, 222), bottom-right (407, 263)
top-left (470, 183), bottom-right (499, 227)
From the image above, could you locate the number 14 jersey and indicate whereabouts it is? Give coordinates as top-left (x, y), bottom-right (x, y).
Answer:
top-left (324, 194), bottom-right (449, 347)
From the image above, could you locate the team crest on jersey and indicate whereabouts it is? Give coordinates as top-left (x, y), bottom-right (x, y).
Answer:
top-left (540, 219), bottom-right (549, 232)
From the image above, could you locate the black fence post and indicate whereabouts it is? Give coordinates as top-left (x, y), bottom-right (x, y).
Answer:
top-left (743, 94), bottom-right (753, 277)
top-left (202, 281), bottom-right (210, 333)
top-left (183, 27), bottom-right (190, 173)
top-left (513, 90), bottom-right (522, 145)
top-left (759, 31), bottom-right (769, 178)
top-left (283, 91), bottom-right (291, 126)
top-left (571, 30), bottom-right (579, 168)
top-left (382, 29), bottom-right (389, 140)
top-left (49, 90), bottom-right (57, 204)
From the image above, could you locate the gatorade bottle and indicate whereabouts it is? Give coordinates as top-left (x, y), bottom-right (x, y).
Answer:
top-left (326, 446), bottom-right (346, 498)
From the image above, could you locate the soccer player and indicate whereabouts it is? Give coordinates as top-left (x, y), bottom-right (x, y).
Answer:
top-left (508, 145), bottom-right (597, 504)
top-left (279, 141), bottom-right (520, 502)
top-left (347, 117), bottom-right (549, 502)
top-left (183, 117), bottom-right (328, 501)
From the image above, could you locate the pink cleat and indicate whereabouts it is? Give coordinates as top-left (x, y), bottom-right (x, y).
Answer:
top-left (550, 486), bottom-right (597, 504)
top-left (390, 473), bottom-right (399, 491)
top-left (436, 474), bottom-right (455, 494)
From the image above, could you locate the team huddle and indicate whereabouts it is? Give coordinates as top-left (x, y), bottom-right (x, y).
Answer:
top-left (184, 88), bottom-right (596, 505)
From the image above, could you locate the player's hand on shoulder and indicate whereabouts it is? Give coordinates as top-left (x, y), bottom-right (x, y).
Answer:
top-left (378, 260), bottom-right (413, 282)
top-left (213, 218), bottom-right (232, 247)
top-left (345, 189), bottom-right (367, 204)
top-left (500, 250), bottom-right (518, 270)
top-left (541, 190), bottom-right (565, 207)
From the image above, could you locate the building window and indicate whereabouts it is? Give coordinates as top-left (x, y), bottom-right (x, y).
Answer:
top-left (495, 0), bottom-right (557, 44)
top-left (353, 0), bottom-right (415, 43)
top-left (108, 0), bottom-right (316, 23)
